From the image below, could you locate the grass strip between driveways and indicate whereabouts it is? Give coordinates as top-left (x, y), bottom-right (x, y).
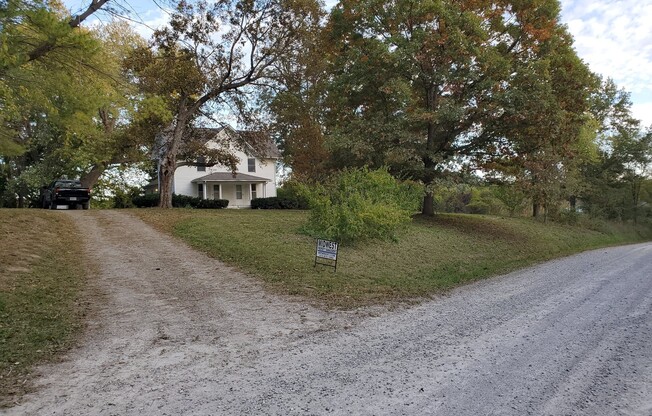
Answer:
top-left (0, 210), bottom-right (87, 408)
top-left (133, 209), bottom-right (651, 308)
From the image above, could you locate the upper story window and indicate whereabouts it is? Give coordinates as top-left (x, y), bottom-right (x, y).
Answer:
top-left (248, 158), bottom-right (256, 173)
top-left (197, 156), bottom-right (206, 172)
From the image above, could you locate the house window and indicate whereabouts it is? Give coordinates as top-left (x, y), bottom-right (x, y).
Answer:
top-left (213, 184), bottom-right (220, 200)
top-left (236, 184), bottom-right (243, 200)
top-left (251, 184), bottom-right (257, 199)
top-left (197, 156), bottom-right (206, 171)
top-left (198, 183), bottom-right (204, 198)
top-left (248, 158), bottom-right (256, 173)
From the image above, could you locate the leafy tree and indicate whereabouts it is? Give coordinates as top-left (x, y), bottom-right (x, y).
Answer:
top-left (0, 41), bottom-right (107, 205)
top-left (493, 184), bottom-right (527, 217)
top-left (76, 20), bottom-right (148, 189)
top-left (0, 0), bottom-right (111, 72)
top-left (300, 168), bottom-right (422, 243)
top-left (611, 129), bottom-right (652, 223)
top-left (0, 9), bottom-right (139, 206)
top-left (266, 11), bottom-right (331, 182)
top-left (577, 79), bottom-right (650, 223)
top-left (0, 0), bottom-right (113, 154)
top-left (322, 0), bottom-right (594, 216)
top-left (127, 0), bottom-right (321, 208)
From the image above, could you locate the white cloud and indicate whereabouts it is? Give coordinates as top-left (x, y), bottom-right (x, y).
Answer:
top-left (70, 0), bottom-right (652, 127)
top-left (631, 100), bottom-right (652, 128)
top-left (560, 0), bottom-right (652, 125)
top-left (64, 0), bottom-right (172, 39)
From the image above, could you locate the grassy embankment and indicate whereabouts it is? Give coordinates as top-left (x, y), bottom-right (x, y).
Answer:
top-left (0, 210), bottom-right (87, 407)
top-left (133, 209), bottom-right (652, 308)
top-left (1, 208), bottom-right (647, 405)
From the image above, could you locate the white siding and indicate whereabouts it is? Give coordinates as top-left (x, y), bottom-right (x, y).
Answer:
top-left (172, 130), bottom-right (278, 206)
top-left (174, 165), bottom-right (202, 196)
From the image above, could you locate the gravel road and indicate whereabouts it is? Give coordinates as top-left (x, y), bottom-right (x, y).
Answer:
top-left (7, 211), bottom-right (652, 416)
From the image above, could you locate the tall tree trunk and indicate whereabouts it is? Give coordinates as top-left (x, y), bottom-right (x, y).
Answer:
top-left (159, 154), bottom-right (176, 208)
top-left (422, 190), bottom-right (434, 216)
top-left (158, 109), bottom-right (188, 208)
top-left (631, 178), bottom-right (641, 225)
top-left (532, 201), bottom-right (540, 218)
top-left (569, 195), bottom-right (576, 212)
top-left (421, 85), bottom-right (436, 217)
top-left (80, 163), bottom-right (107, 189)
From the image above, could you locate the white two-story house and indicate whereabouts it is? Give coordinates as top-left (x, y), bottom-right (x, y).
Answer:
top-left (171, 127), bottom-right (280, 208)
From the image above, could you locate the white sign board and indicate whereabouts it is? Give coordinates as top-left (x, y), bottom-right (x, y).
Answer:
top-left (316, 239), bottom-right (338, 260)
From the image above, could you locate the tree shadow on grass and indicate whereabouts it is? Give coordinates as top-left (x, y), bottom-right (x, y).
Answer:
top-left (413, 213), bottom-right (532, 244)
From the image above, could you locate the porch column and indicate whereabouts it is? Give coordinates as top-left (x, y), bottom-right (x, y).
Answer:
top-left (203, 181), bottom-right (207, 199)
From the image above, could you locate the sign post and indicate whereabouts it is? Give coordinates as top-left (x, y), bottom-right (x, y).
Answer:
top-left (314, 239), bottom-right (339, 272)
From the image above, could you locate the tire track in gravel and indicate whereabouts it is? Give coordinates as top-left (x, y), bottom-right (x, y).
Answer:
top-left (7, 211), bottom-right (652, 416)
top-left (6, 210), bottom-right (360, 415)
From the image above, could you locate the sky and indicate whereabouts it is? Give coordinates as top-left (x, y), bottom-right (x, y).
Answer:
top-left (560, 0), bottom-right (652, 127)
top-left (68, 0), bottom-right (652, 128)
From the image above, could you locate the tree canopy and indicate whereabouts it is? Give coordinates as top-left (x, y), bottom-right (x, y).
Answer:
top-left (312, 0), bottom-right (595, 215)
top-left (127, 0), bottom-right (322, 207)
top-left (0, 0), bottom-right (649, 220)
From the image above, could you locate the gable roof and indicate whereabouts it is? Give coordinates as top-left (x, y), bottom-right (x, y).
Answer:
top-left (153, 126), bottom-right (282, 160)
top-left (236, 130), bottom-right (282, 159)
top-left (194, 127), bottom-right (281, 159)
top-left (191, 172), bottom-right (270, 183)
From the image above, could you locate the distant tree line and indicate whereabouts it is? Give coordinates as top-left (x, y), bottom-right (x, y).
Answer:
top-left (1, 0), bottom-right (650, 225)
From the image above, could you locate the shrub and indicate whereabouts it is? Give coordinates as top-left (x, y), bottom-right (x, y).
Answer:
top-left (493, 185), bottom-right (527, 217)
top-left (172, 194), bottom-right (196, 208)
top-left (300, 168), bottom-right (422, 244)
top-left (277, 181), bottom-right (310, 209)
top-left (251, 196), bottom-right (306, 209)
top-left (112, 188), bottom-right (139, 209)
top-left (132, 193), bottom-right (228, 209)
top-left (132, 193), bottom-right (160, 208)
top-left (195, 198), bottom-right (229, 209)
top-left (467, 187), bottom-right (505, 215)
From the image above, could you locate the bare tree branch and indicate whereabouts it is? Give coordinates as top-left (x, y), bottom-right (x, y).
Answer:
top-left (26, 0), bottom-right (112, 63)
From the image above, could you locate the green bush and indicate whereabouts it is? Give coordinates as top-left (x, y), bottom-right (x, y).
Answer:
top-left (195, 198), bottom-right (229, 209)
top-left (277, 180), bottom-right (310, 209)
top-left (132, 193), bottom-right (160, 207)
top-left (112, 188), bottom-right (139, 209)
top-left (467, 187), bottom-right (505, 215)
top-left (251, 196), bottom-right (307, 209)
top-left (493, 185), bottom-right (527, 217)
top-left (300, 168), bottom-right (422, 244)
top-left (431, 184), bottom-right (515, 216)
top-left (132, 193), bottom-right (228, 209)
top-left (172, 194), bottom-right (196, 208)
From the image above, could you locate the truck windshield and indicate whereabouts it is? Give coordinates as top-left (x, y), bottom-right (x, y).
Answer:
top-left (55, 181), bottom-right (82, 188)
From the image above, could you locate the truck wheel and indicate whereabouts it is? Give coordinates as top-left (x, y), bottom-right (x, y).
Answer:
top-left (82, 202), bottom-right (90, 210)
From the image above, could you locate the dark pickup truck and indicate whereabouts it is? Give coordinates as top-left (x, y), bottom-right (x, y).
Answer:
top-left (40, 179), bottom-right (91, 210)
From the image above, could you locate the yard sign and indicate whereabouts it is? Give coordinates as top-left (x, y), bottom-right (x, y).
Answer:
top-left (314, 239), bottom-right (339, 272)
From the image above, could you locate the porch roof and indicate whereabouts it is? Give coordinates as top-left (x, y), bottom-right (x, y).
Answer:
top-left (191, 172), bottom-right (269, 183)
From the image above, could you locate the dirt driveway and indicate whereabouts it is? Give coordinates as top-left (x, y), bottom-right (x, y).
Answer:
top-left (8, 211), bottom-right (652, 415)
top-left (7, 210), bottom-right (359, 415)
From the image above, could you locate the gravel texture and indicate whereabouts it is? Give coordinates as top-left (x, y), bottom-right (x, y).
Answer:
top-left (7, 210), bottom-right (652, 415)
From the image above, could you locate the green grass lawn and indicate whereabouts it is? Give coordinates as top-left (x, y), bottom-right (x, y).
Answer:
top-left (0, 210), bottom-right (87, 407)
top-left (133, 209), bottom-right (652, 308)
top-left (0, 208), bottom-right (647, 407)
